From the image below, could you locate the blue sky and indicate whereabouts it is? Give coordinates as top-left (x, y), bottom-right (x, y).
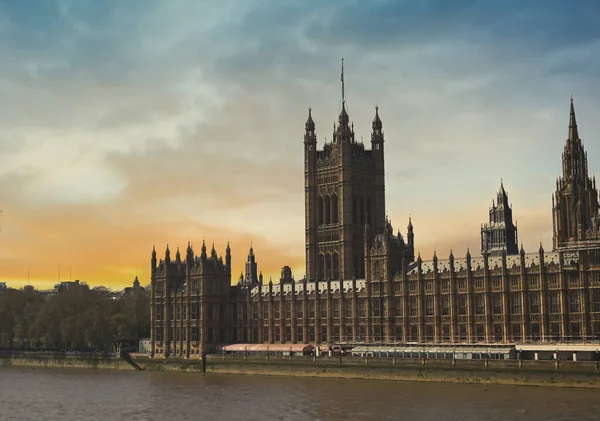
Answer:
top-left (1, 0), bottom-right (600, 287)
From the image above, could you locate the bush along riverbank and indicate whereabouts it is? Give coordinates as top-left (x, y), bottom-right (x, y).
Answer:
top-left (3, 352), bottom-right (600, 388)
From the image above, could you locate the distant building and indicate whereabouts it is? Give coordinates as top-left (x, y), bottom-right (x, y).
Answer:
top-left (150, 65), bottom-right (600, 358)
top-left (124, 276), bottom-right (144, 295)
top-left (481, 181), bottom-right (519, 256)
top-left (0, 282), bottom-right (6, 290)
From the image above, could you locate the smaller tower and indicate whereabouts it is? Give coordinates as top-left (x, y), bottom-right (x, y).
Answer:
top-left (481, 180), bottom-right (518, 256)
top-left (242, 245), bottom-right (259, 287)
top-left (225, 242), bottom-right (231, 274)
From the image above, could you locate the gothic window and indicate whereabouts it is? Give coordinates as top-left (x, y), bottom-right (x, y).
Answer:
top-left (457, 296), bottom-right (467, 316)
top-left (331, 194), bottom-right (339, 224)
top-left (318, 196), bottom-right (324, 225)
top-left (425, 297), bottom-right (434, 316)
top-left (345, 299), bottom-right (352, 318)
top-left (394, 298), bottom-right (403, 317)
top-left (529, 293), bottom-right (540, 314)
top-left (511, 294), bottom-right (522, 315)
top-left (492, 294), bottom-right (503, 315)
top-left (333, 301), bottom-right (340, 318)
top-left (373, 299), bottom-right (381, 317)
top-left (441, 296), bottom-right (450, 316)
top-left (332, 252), bottom-right (339, 280)
top-left (320, 300), bottom-right (328, 318)
top-left (318, 254), bottom-right (325, 280)
top-left (358, 299), bottom-right (366, 318)
top-left (374, 261), bottom-right (382, 280)
top-left (409, 297), bottom-right (418, 317)
top-left (296, 304), bottom-right (304, 319)
top-left (475, 294), bottom-right (485, 315)
top-left (285, 303), bottom-right (291, 319)
top-left (593, 290), bottom-right (600, 312)
top-left (549, 292), bottom-right (560, 314)
top-left (569, 291), bottom-right (580, 313)
top-left (325, 253), bottom-right (332, 280)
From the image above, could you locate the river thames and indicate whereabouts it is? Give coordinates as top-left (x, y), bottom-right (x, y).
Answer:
top-left (0, 367), bottom-right (598, 420)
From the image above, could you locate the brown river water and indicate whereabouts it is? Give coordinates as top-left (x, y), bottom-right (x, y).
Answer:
top-left (0, 367), bottom-right (598, 420)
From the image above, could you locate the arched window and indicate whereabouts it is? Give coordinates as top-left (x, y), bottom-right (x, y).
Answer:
top-left (318, 196), bottom-right (324, 225)
top-left (324, 253), bottom-right (331, 280)
top-left (374, 261), bottom-right (382, 280)
top-left (324, 196), bottom-right (331, 225)
top-left (318, 254), bottom-right (325, 280)
top-left (332, 252), bottom-right (339, 280)
top-left (331, 194), bottom-right (339, 224)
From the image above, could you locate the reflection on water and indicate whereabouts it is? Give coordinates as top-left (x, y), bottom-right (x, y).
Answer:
top-left (0, 367), bottom-right (599, 421)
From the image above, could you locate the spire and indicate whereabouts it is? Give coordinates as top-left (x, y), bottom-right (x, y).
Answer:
top-left (337, 58), bottom-right (350, 128)
top-left (569, 94), bottom-right (579, 142)
top-left (152, 245), bottom-right (156, 258)
top-left (305, 107), bottom-right (315, 132)
top-left (372, 105), bottom-right (382, 132)
top-left (226, 241), bottom-right (231, 253)
top-left (407, 215), bottom-right (413, 232)
top-left (341, 57), bottom-right (345, 108)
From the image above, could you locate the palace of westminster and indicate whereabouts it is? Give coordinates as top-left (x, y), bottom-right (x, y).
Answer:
top-left (150, 67), bottom-right (600, 357)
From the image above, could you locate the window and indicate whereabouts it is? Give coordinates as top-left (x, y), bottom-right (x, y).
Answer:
top-left (394, 298), bottom-right (403, 317)
top-left (511, 324), bottom-right (521, 341)
top-left (476, 325), bottom-right (485, 342)
top-left (345, 299), bottom-right (353, 318)
top-left (492, 293), bottom-right (503, 315)
top-left (263, 304), bottom-right (269, 320)
top-left (529, 293), bottom-right (540, 314)
top-left (594, 290), bottom-right (600, 312)
top-left (297, 304), bottom-right (304, 319)
top-left (441, 296), bottom-right (450, 316)
top-left (358, 299), bottom-right (367, 318)
top-left (309, 301), bottom-right (316, 318)
top-left (394, 325), bottom-right (403, 341)
top-left (511, 294), bottom-right (522, 315)
top-left (457, 296), bottom-right (467, 316)
top-left (530, 323), bottom-right (540, 341)
top-left (297, 327), bottom-right (304, 342)
top-left (425, 297), bottom-right (434, 316)
top-left (320, 301), bottom-right (327, 319)
top-left (333, 301), bottom-right (340, 318)
top-left (569, 291), bottom-right (580, 313)
top-left (426, 326), bottom-right (434, 342)
top-left (442, 325), bottom-right (451, 342)
top-left (492, 277), bottom-right (501, 289)
top-left (549, 292), bottom-right (560, 314)
top-left (374, 262), bottom-right (382, 280)
top-left (285, 303), bottom-right (292, 319)
top-left (409, 297), bottom-right (418, 317)
top-left (475, 294), bottom-right (485, 315)
top-left (373, 299), bottom-right (382, 317)
top-left (274, 305), bottom-right (280, 321)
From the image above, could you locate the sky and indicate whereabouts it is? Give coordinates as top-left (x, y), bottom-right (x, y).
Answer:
top-left (1, 0), bottom-right (600, 289)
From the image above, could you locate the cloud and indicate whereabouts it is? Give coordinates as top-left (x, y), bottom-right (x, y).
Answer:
top-left (1, 0), bottom-right (600, 288)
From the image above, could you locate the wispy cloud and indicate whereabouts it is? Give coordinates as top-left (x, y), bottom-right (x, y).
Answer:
top-left (1, 0), bottom-right (600, 287)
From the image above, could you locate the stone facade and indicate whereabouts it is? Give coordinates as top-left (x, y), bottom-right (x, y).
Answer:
top-left (150, 76), bottom-right (600, 356)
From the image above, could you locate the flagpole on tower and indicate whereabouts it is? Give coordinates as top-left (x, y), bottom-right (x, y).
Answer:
top-left (341, 58), bottom-right (345, 106)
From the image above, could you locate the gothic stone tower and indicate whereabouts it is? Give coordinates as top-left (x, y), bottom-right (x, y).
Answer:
top-left (305, 60), bottom-right (386, 281)
top-left (553, 97), bottom-right (600, 250)
top-left (481, 180), bottom-right (518, 256)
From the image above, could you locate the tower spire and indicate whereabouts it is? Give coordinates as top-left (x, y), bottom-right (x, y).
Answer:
top-left (341, 57), bottom-right (345, 108)
top-left (569, 94), bottom-right (579, 142)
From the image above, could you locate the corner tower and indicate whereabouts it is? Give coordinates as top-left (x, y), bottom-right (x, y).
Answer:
top-left (304, 59), bottom-right (386, 281)
top-left (553, 97), bottom-right (600, 250)
top-left (481, 180), bottom-right (518, 256)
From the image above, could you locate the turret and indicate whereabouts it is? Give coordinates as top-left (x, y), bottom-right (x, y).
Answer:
top-left (151, 245), bottom-right (157, 273)
top-left (186, 242), bottom-right (194, 267)
top-left (175, 246), bottom-right (181, 264)
top-left (225, 241), bottom-right (231, 273)
top-left (210, 243), bottom-right (217, 259)
top-left (371, 105), bottom-right (384, 148)
top-left (165, 244), bottom-right (171, 264)
top-left (201, 240), bottom-right (207, 260)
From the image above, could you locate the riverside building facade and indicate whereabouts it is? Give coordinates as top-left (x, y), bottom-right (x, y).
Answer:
top-left (150, 70), bottom-right (600, 357)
